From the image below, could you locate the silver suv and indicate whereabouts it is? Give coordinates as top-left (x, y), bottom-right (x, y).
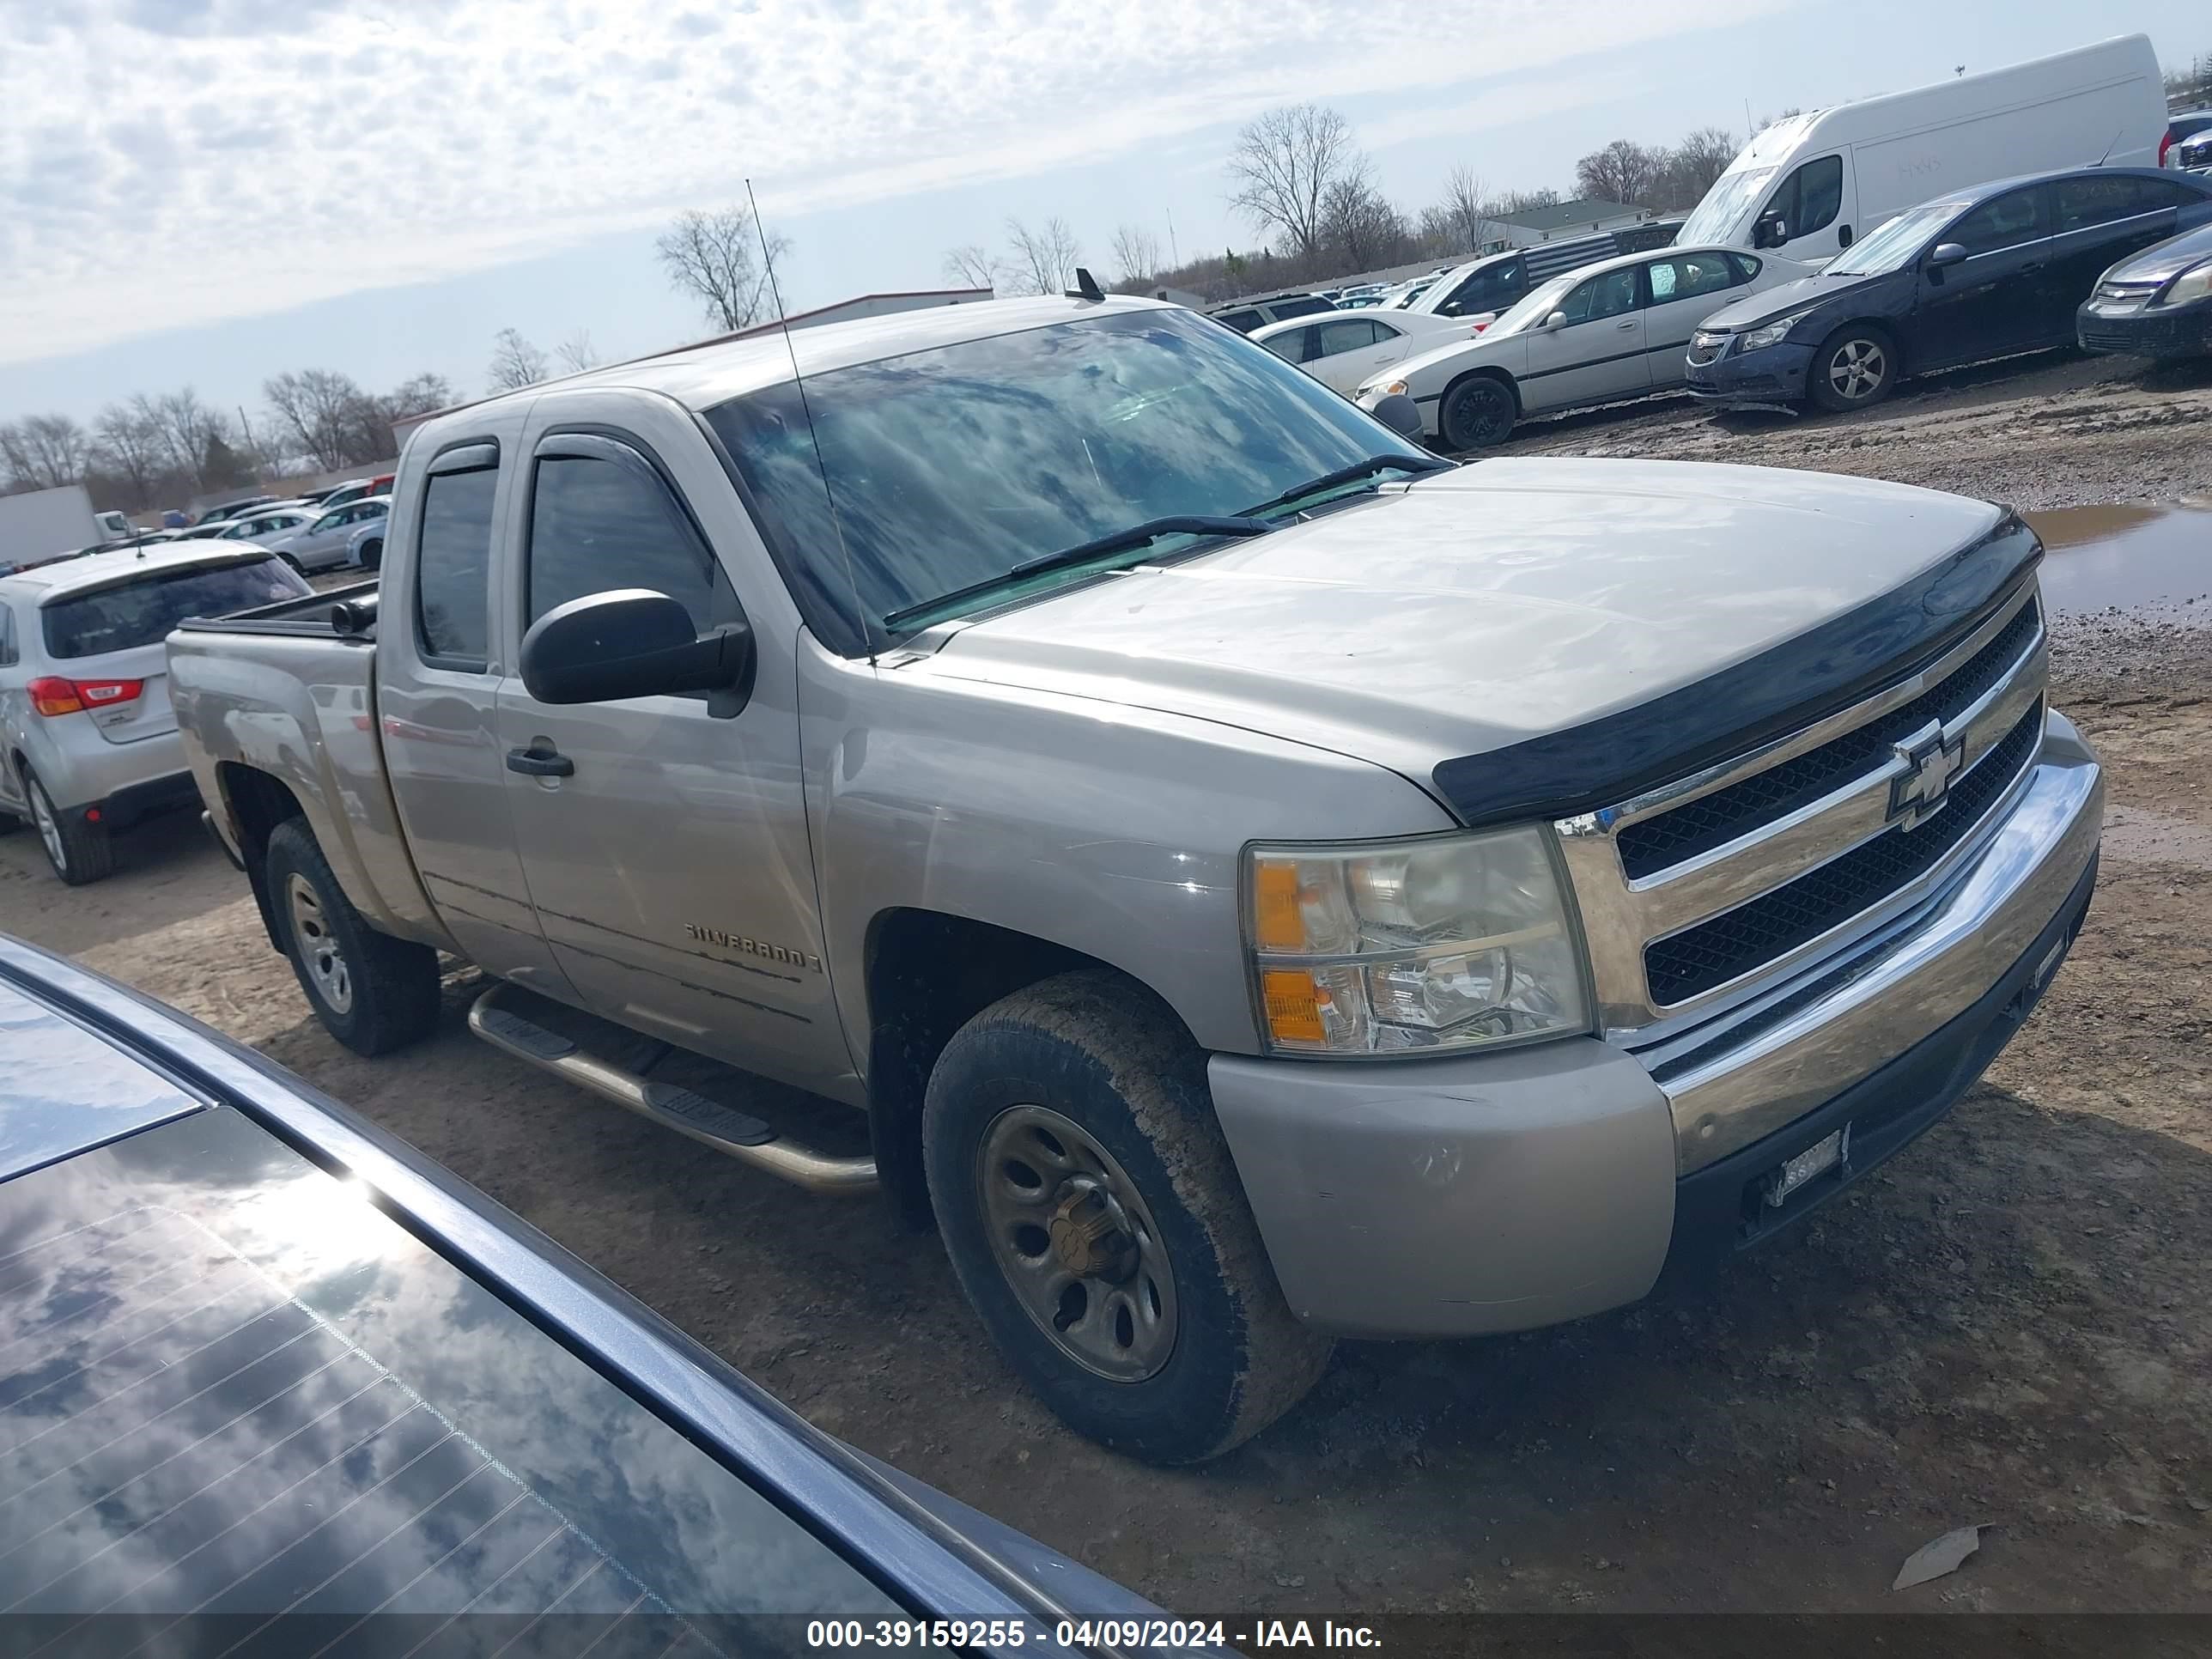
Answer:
top-left (0, 544), bottom-right (309, 883)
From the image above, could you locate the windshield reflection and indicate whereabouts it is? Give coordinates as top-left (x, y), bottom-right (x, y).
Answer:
top-left (0, 1109), bottom-right (896, 1626)
top-left (1826, 204), bottom-right (1960, 276)
top-left (1680, 164), bottom-right (1778, 246)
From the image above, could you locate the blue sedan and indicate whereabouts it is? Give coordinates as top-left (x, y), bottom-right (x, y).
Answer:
top-left (1686, 167), bottom-right (2212, 410)
top-left (2078, 219), bottom-right (2212, 359)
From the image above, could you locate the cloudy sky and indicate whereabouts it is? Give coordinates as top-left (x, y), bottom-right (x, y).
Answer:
top-left (1, 0), bottom-right (2203, 424)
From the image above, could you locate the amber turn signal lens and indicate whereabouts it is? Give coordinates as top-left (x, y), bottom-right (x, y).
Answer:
top-left (1261, 969), bottom-right (1328, 1043)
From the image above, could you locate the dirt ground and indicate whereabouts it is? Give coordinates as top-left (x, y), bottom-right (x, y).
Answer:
top-left (3, 356), bottom-right (2209, 1618)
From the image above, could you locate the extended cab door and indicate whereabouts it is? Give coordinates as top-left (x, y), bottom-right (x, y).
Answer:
top-left (375, 423), bottom-right (573, 994)
top-left (491, 394), bottom-right (852, 1102)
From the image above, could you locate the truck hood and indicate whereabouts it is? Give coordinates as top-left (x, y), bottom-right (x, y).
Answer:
top-left (915, 458), bottom-right (2006, 799)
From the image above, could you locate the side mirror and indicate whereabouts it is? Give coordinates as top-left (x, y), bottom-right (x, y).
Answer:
top-left (1753, 214), bottom-right (1787, 248)
top-left (1543, 310), bottom-right (1569, 331)
top-left (520, 588), bottom-right (753, 709)
top-left (1368, 392), bottom-right (1425, 440)
top-left (1928, 242), bottom-right (1968, 269)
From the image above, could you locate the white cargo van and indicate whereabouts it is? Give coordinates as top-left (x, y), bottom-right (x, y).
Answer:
top-left (1679, 35), bottom-right (2165, 265)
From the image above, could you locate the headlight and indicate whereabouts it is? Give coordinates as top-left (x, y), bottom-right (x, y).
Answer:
top-left (1738, 315), bottom-right (1802, 352)
top-left (2154, 263), bottom-right (2212, 307)
top-left (1244, 827), bottom-right (1589, 1056)
top-left (1361, 379), bottom-right (1408, 402)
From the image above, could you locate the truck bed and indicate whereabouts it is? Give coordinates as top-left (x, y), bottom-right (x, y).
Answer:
top-left (173, 580), bottom-right (380, 641)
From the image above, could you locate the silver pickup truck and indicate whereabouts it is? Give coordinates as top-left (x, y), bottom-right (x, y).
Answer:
top-left (168, 295), bottom-right (2102, 1465)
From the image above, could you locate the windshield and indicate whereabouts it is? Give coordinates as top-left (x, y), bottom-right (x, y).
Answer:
top-left (1825, 202), bottom-right (1961, 276)
top-left (705, 308), bottom-right (1428, 646)
top-left (1679, 164), bottom-right (1778, 246)
top-left (1487, 272), bottom-right (1583, 337)
top-left (40, 556), bottom-right (309, 658)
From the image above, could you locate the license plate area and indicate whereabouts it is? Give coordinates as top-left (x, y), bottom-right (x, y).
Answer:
top-left (1761, 1124), bottom-right (1850, 1209)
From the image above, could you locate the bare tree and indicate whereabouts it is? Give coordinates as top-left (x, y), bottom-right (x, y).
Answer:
top-left (1318, 176), bottom-right (1412, 272)
top-left (1435, 165), bottom-right (1495, 252)
top-left (93, 400), bottom-right (166, 506)
top-left (264, 368), bottom-right (371, 471)
top-left (943, 245), bottom-right (1000, 290)
top-left (149, 389), bottom-right (230, 489)
top-left (1656, 127), bottom-right (1741, 207)
top-left (1226, 103), bottom-right (1365, 265)
top-left (1003, 216), bottom-right (1081, 296)
top-left (656, 205), bottom-right (791, 333)
top-left (487, 328), bottom-right (550, 393)
top-left (556, 330), bottom-right (599, 374)
top-left (1496, 186), bottom-right (1562, 215)
top-left (386, 373), bottom-right (454, 418)
top-left (1109, 223), bottom-right (1162, 288)
top-left (0, 415), bottom-right (94, 489)
top-left (1574, 139), bottom-right (1662, 206)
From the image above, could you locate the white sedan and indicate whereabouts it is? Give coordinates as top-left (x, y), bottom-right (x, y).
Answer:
top-left (1249, 309), bottom-right (1486, 398)
top-left (1356, 245), bottom-right (1817, 449)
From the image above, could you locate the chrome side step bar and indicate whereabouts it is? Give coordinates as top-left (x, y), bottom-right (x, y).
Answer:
top-left (467, 984), bottom-right (878, 1197)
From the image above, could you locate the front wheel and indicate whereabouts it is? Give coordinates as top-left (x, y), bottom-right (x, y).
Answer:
top-left (265, 818), bottom-right (441, 1054)
top-left (24, 769), bottom-right (112, 885)
top-left (923, 970), bottom-right (1333, 1463)
top-left (1437, 374), bottom-right (1518, 450)
top-left (357, 538), bottom-right (383, 572)
top-left (1808, 324), bottom-right (1898, 412)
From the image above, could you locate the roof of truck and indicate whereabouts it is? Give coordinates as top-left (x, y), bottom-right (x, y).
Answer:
top-left (0, 538), bottom-right (280, 602)
top-left (412, 295), bottom-right (1175, 446)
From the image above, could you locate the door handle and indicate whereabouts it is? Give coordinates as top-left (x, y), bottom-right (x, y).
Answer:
top-left (1615, 319), bottom-right (1638, 329)
top-left (506, 744), bottom-right (574, 778)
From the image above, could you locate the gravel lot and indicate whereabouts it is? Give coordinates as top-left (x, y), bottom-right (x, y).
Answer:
top-left (3, 353), bottom-right (2208, 1617)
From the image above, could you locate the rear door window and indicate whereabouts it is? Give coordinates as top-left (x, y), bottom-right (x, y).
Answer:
top-left (1261, 325), bottom-right (1317, 363)
top-left (1645, 251), bottom-right (1741, 301)
top-left (2055, 176), bottom-right (2151, 233)
top-left (415, 458), bottom-right (501, 667)
top-left (40, 558), bottom-right (310, 659)
top-left (1315, 319), bottom-right (1384, 356)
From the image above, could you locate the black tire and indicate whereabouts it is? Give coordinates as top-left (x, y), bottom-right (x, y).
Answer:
top-left (24, 768), bottom-right (113, 885)
top-left (0, 810), bottom-right (19, 836)
top-left (278, 553), bottom-right (304, 576)
top-left (923, 969), bottom-right (1333, 1463)
top-left (1437, 374), bottom-right (1518, 450)
top-left (358, 538), bottom-right (382, 572)
top-left (1807, 323), bottom-right (1898, 413)
top-left (265, 818), bottom-right (441, 1054)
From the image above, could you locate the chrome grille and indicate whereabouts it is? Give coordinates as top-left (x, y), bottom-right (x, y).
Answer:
top-left (1686, 332), bottom-right (1727, 367)
top-left (1556, 580), bottom-right (2048, 1034)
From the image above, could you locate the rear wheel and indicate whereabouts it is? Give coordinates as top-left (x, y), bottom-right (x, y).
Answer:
top-left (923, 970), bottom-right (1333, 1463)
top-left (265, 818), bottom-right (441, 1054)
top-left (1808, 324), bottom-right (1898, 412)
top-left (24, 768), bottom-right (112, 885)
top-left (1437, 374), bottom-right (1518, 450)
top-left (357, 538), bottom-right (383, 572)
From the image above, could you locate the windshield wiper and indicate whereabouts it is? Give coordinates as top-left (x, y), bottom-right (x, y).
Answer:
top-left (882, 514), bottom-right (1273, 632)
top-left (1237, 452), bottom-right (1454, 520)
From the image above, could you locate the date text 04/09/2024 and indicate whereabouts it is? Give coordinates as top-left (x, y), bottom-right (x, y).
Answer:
top-left (802, 1620), bottom-right (1382, 1649)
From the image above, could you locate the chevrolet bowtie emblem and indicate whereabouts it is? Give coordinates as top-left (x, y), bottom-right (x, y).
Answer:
top-left (1887, 725), bottom-right (1966, 830)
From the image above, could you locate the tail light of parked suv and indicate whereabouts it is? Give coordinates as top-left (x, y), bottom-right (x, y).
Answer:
top-left (27, 676), bottom-right (144, 717)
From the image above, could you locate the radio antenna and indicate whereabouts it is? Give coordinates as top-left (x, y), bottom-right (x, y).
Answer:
top-left (744, 177), bottom-right (874, 663)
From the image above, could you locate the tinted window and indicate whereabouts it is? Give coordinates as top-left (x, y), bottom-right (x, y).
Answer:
top-left (2055, 176), bottom-right (2154, 233)
top-left (415, 464), bottom-right (498, 665)
top-left (527, 450), bottom-right (729, 629)
top-left (1269, 295), bottom-right (1333, 320)
top-left (1261, 325), bottom-right (1316, 363)
top-left (1951, 188), bottom-right (2050, 255)
top-left (1726, 252), bottom-right (1764, 283)
top-left (705, 308), bottom-right (1429, 644)
top-left (40, 557), bottom-right (310, 659)
top-left (1646, 251), bottom-right (1740, 302)
top-left (1315, 319), bottom-right (1383, 355)
top-left (1557, 267), bottom-right (1640, 324)
top-left (1776, 154), bottom-right (1844, 239)
top-left (1217, 309), bottom-right (1262, 332)
top-left (1439, 259), bottom-right (1522, 315)
top-left (0, 605), bottom-right (15, 665)
top-left (2127, 176), bottom-right (2203, 211)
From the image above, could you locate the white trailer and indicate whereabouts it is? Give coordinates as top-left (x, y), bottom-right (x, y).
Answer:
top-left (0, 484), bottom-right (106, 574)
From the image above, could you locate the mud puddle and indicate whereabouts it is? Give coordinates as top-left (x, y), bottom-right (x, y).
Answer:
top-left (2027, 500), bottom-right (2212, 617)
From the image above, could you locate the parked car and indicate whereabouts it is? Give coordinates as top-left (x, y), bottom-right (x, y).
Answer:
top-left (192, 493), bottom-right (280, 525)
top-left (1686, 167), bottom-right (2212, 410)
top-left (209, 502), bottom-right (323, 562)
top-left (1251, 308), bottom-right (1485, 397)
top-left (1392, 229), bottom-right (1634, 320)
top-left (261, 495), bottom-right (391, 571)
top-left (0, 541), bottom-right (310, 882)
top-left (0, 932), bottom-right (1166, 1635)
top-left (2179, 129), bottom-right (2212, 174)
top-left (313, 473), bottom-right (390, 511)
top-left (346, 509), bottom-right (392, 568)
top-left (2077, 218), bottom-right (2212, 358)
top-left (167, 295), bottom-right (2100, 1463)
top-left (1680, 35), bottom-right (2166, 267)
top-left (1357, 246), bottom-right (1816, 447)
top-left (1208, 293), bottom-right (1337, 332)
top-left (2166, 110), bottom-right (2212, 167)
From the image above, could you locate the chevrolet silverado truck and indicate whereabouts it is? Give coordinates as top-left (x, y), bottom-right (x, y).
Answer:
top-left (167, 295), bottom-right (2103, 1465)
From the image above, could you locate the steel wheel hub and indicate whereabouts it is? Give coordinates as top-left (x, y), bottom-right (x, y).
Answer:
top-left (977, 1104), bottom-right (1178, 1382)
top-left (287, 872), bottom-right (353, 1014)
